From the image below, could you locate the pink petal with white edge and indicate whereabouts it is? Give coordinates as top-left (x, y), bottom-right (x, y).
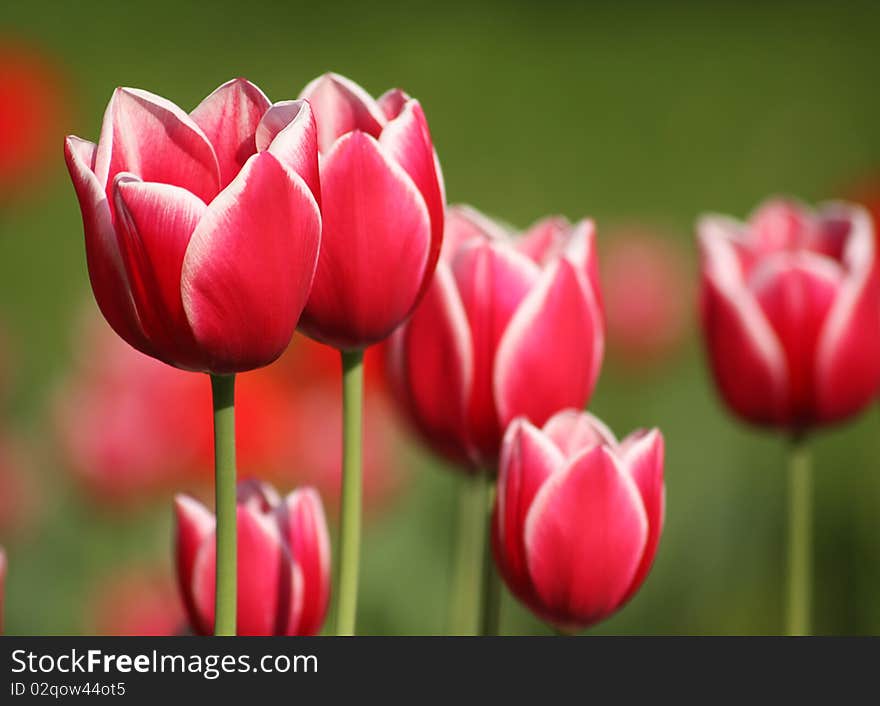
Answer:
top-left (113, 177), bottom-right (207, 369)
top-left (542, 409), bottom-right (617, 459)
top-left (524, 446), bottom-right (648, 629)
top-left (94, 87), bottom-right (220, 202)
top-left (64, 136), bottom-right (150, 355)
top-left (256, 100), bottom-right (321, 205)
top-left (516, 216), bottom-right (571, 265)
top-left (815, 203), bottom-right (880, 422)
top-left (278, 488), bottom-right (331, 636)
top-left (452, 241), bottom-right (540, 463)
top-left (298, 131), bottom-right (431, 349)
top-left (494, 259), bottom-right (603, 433)
top-left (236, 478), bottom-right (282, 513)
top-left (298, 73), bottom-right (386, 153)
top-left (494, 419), bottom-right (564, 601)
top-left (174, 495), bottom-right (215, 634)
top-left (617, 429), bottom-right (665, 604)
top-left (190, 506), bottom-right (303, 636)
top-left (396, 263), bottom-right (474, 465)
top-left (698, 217), bottom-right (788, 424)
top-left (560, 219), bottom-right (603, 311)
top-left (380, 99), bottom-right (445, 305)
top-left (377, 88), bottom-right (410, 119)
top-left (182, 151), bottom-right (321, 373)
top-left (190, 78), bottom-right (271, 190)
top-left (441, 205), bottom-right (506, 262)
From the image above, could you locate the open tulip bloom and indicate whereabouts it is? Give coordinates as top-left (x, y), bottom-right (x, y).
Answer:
top-left (698, 198), bottom-right (880, 635)
top-left (386, 204), bottom-right (605, 634)
top-left (293, 73), bottom-right (445, 635)
top-left (493, 410), bottom-right (664, 633)
top-left (64, 78), bottom-right (323, 635)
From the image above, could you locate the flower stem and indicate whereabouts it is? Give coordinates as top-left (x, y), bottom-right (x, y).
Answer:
top-left (448, 474), bottom-right (489, 634)
top-left (210, 373), bottom-right (237, 637)
top-left (335, 349), bottom-right (364, 636)
top-left (480, 477), bottom-right (501, 636)
top-left (785, 436), bottom-right (811, 636)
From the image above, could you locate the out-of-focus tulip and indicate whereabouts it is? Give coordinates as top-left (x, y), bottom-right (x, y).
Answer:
top-left (386, 205), bottom-right (604, 470)
top-left (295, 73), bottom-right (445, 349)
top-left (0, 547), bottom-right (6, 634)
top-left (55, 316), bottom-right (402, 510)
top-left (175, 480), bottom-right (330, 635)
top-left (64, 78), bottom-right (321, 373)
top-left (492, 410), bottom-right (664, 632)
top-left (87, 567), bottom-right (185, 636)
top-left (601, 227), bottom-right (691, 369)
top-left (698, 199), bottom-right (880, 430)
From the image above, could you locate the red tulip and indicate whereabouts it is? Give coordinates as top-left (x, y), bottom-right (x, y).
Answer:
top-left (296, 73), bottom-right (445, 349)
top-left (87, 567), bottom-right (185, 636)
top-left (699, 199), bottom-right (880, 430)
top-left (601, 227), bottom-right (691, 369)
top-left (386, 205), bottom-right (604, 470)
top-left (175, 480), bottom-right (330, 635)
top-left (492, 410), bottom-right (664, 632)
top-left (64, 78), bottom-right (321, 373)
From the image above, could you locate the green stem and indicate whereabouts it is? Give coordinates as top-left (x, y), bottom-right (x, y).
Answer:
top-left (480, 477), bottom-right (501, 636)
top-left (448, 475), bottom-right (489, 635)
top-left (334, 349), bottom-right (364, 636)
top-left (785, 436), bottom-right (811, 636)
top-left (210, 374), bottom-right (237, 636)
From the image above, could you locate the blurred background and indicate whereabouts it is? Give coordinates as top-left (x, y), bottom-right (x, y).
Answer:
top-left (2, 0), bottom-right (880, 635)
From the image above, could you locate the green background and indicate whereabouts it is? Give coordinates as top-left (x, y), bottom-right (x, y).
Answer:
top-left (2, 0), bottom-right (880, 634)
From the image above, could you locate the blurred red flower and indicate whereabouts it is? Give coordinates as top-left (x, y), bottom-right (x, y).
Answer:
top-left (86, 566), bottom-right (184, 636)
top-left (54, 315), bottom-right (403, 513)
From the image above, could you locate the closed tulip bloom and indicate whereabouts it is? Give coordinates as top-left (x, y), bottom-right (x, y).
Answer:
top-left (492, 410), bottom-right (664, 632)
top-left (175, 480), bottom-right (330, 636)
top-left (386, 205), bottom-right (604, 469)
top-left (64, 78), bottom-right (322, 373)
top-left (296, 73), bottom-right (445, 349)
top-left (699, 199), bottom-right (880, 430)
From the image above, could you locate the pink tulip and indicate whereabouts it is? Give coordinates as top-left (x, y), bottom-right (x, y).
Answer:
top-left (386, 205), bottom-right (604, 470)
top-left (296, 73), bottom-right (445, 349)
top-left (492, 410), bottom-right (664, 632)
top-left (699, 198), bottom-right (880, 430)
top-left (64, 78), bottom-right (322, 373)
top-left (175, 480), bottom-right (330, 635)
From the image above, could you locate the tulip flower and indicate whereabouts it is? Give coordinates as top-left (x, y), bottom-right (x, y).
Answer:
top-left (387, 204), bottom-right (605, 470)
top-left (698, 198), bottom-right (880, 636)
top-left (175, 480), bottom-right (330, 636)
top-left (293, 72), bottom-right (444, 634)
top-left (65, 78), bottom-right (324, 635)
top-left (492, 410), bottom-right (664, 633)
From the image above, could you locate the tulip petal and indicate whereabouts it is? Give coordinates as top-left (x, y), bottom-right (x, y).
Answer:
top-left (182, 151), bottom-right (321, 373)
top-left (494, 259), bottom-right (603, 433)
top-left (392, 263), bottom-right (474, 465)
top-left (524, 446), bottom-right (648, 629)
top-left (94, 87), bottom-right (220, 203)
top-left (442, 204), bottom-right (505, 261)
top-left (174, 495), bottom-right (215, 635)
top-left (542, 409), bottom-right (617, 459)
top-left (64, 136), bottom-right (150, 355)
top-left (494, 419), bottom-right (563, 603)
top-left (298, 73), bottom-right (386, 152)
top-left (113, 177), bottom-right (206, 369)
top-left (191, 506), bottom-right (303, 636)
top-left (190, 78), bottom-right (271, 190)
top-left (380, 99), bottom-right (445, 304)
top-left (618, 429), bottom-right (665, 604)
top-left (560, 219), bottom-right (603, 312)
top-left (815, 204), bottom-right (880, 422)
top-left (452, 241), bottom-right (540, 463)
top-left (278, 488), bottom-right (331, 636)
top-left (516, 216), bottom-right (571, 264)
top-left (236, 478), bottom-right (282, 513)
top-left (698, 218), bottom-right (789, 424)
top-left (377, 88), bottom-right (409, 119)
top-left (298, 131), bottom-right (431, 349)
top-left (255, 100), bottom-right (321, 205)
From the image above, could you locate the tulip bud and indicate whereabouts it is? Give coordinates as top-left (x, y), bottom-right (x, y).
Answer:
top-left (698, 198), bottom-right (880, 430)
top-left (386, 205), bottom-right (605, 470)
top-left (492, 411), bottom-right (664, 632)
top-left (174, 480), bottom-right (331, 636)
top-left (295, 73), bottom-right (445, 350)
top-left (64, 78), bottom-right (322, 374)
